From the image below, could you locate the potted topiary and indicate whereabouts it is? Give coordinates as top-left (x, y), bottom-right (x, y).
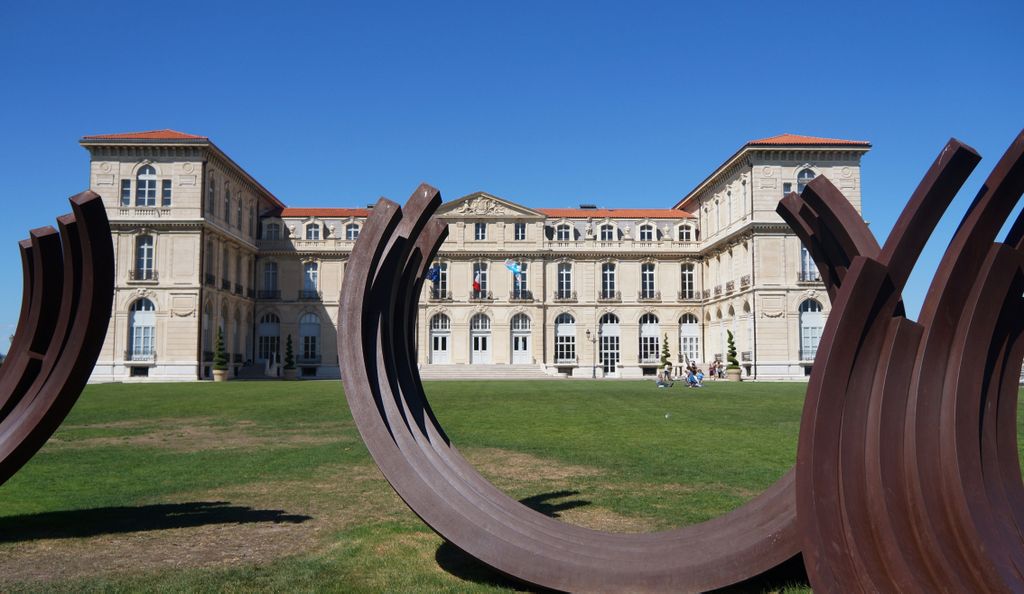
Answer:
top-left (283, 334), bottom-right (298, 380)
top-left (212, 328), bottom-right (229, 382)
top-left (659, 332), bottom-right (672, 377)
top-left (725, 329), bottom-right (742, 381)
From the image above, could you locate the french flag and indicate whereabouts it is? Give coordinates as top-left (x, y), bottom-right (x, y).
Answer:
top-left (472, 271), bottom-right (481, 293)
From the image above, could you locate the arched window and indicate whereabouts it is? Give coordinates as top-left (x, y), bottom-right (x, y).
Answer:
top-left (305, 223), bottom-right (321, 240)
top-left (128, 298), bottom-right (156, 361)
top-left (346, 223), bottom-right (360, 240)
top-left (640, 263), bottom-right (656, 299)
top-left (797, 168), bottom-right (816, 193)
top-left (677, 224), bottom-right (694, 242)
top-left (299, 313), bottom-right (321, 361)
top-left (556, 263), bottom-right (572, 299)
top-left (134, 235), bottom-right (155, 280)
top-left (135, 165), bottom-right (157, 207)
top-left (257, 312), bottom-right (280, 362)
top-left (679, 314), bottom-right (700, 363)
top-left (639, 224), bottom-right (655, 241)
top-left (430, 313), bottom-right (451, 330)
top-left (264, 222), bottom-right (281, 240)
top-left (556, 224), bottom-right (572, 241)
top-left (680, 263), bottom-right (695, 299)
top-left (599, 313), bottom-right (620, 375)
top-left (470, 314), bottom-right (491, 331)
top-left (511, 313), bottom-right (531, 331)
top-left (800, 299), bottom-right (824, 360)
top-left (600, 224), bottom-right (616, 241)
top-left (638, 313), bottom-right (660, 363)
top-left (800, 245), bottom-right (820, 282)
top-left (303, 262), bottom-right (319, 295)
top-left (554, 313), bottom-right (575, 363)
top-left (429, 314), bottom-right (451, 363)
top-left (600, 262), bottom-right (616, 299)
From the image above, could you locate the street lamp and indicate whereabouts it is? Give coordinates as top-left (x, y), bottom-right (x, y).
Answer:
top-left (585, 327), bottom-right (602, 378)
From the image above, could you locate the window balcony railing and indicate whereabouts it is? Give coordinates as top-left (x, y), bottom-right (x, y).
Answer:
top-left (677, 290), bottom-right (698, 302)
top-left (202, 350), bottom-right (214, 362)
top-left (714, 285), bottom-right (722, 297)
top-left (741, 351), bottom-right (753, 362)
top-left (725, 281), bottom-right (735, 293)
top-left (427, 289), bottom-right (453, 301)
top-left (800, 349), bottom-right (817, 361)
top-left (298, 290), bottom-right (322, 300)
top-left (257, 290), bottom-right (281, 300)
top-left (598, 290), bottom-right (621, 302)
top-left (740, 274), bottom-right (751, 288)
top-left (297, 354), bottom-right (321, 364)
top-left (128, 269), bottom-right (158, 282)
top-left (552, 290), bottom-right (577, 303)
top-left (469, 290), bottom-right (494, 301)
top-left (638, 290), bottom-right (661, 302)
top-left (221, 279), bottom-right (231, 291)
top-left (125, 349), bottom-right (156, 362)
top-left (798, 270), bottom-right (822, 283)
top-left (234, 283), bottom-right (243, 295)
top-left (246, 288), bottom-right (256, 298)
top-left (233, 353), bottom-right (243, 363)
top-left (702, 289), bottom-right (711, 299)
top-left (509, 289), bottom-right (534, 302)
top-left (554, 356), bottom-right (578, 365)
top-left (204, 273), bottom-right (216, 287)
top-left (639, 355), bottom-right (660, 364)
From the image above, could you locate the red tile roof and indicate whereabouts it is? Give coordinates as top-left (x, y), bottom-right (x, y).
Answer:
top-left (81, 129), bottom-right (208, 140)
top-left (538, 208), bottom-right (692, 219)
top-left (747, 133), bottom-right (871, 147)
top-left (280, 208), bottom-right (370, 218)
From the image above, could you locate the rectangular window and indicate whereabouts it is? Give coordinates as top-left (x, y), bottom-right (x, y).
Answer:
top-left (557, 263), bottom-right (572, 298)
top-left (236, 198), bottom-right (242, 228)
top-left (783, 182), bottom-right (793, 196)
top-left (514, 222), bottom-right (526, 241)
top-left (161, 179), bottom-right (172, 207)
top-left (472, 262), bottom-right (488, 296)
top-left (263, 262), bottom-right (278, 290)
top-left (136, 178), bottom-right (156, 207)
top-left (474, 223), bottom-right (487, 241)
top-left (681, 336), bottom-right (700, 363)
top-left (555, 336), bottom-right (576, 363)
top-left (303, 336), bottom-right (318, 359)
top-left (512, 262), bottom-right (528, 297)
top-left (641, 264), bottom-right (656, 298)
top-left (639, 336), bottom-right (659, 363)
top-left (600, 225), bottom-right (614, 241)
top-left (680, 264), bottom-right (694, 299)
top-left (800, 246), bottom-right (820, 282)
top-left (435, 263), bottom-right (448, 297)
top-left (601, 264), bottom-right (616, 298)
top-left (120, 180), bottom-right (131, 207)
top-left (207, 179), bottom-right (216, 214)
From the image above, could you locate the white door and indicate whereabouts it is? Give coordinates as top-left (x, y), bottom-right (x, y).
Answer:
top-left (471, 333), bottom-right (491, 364)
top-left (512, 333), bottom-right (531, 364)
top-left (431, 333), bottom-right (450, 364)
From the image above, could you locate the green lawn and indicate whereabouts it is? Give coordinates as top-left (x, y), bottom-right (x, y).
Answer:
top-left (0, 380), bottom-right (822, 592)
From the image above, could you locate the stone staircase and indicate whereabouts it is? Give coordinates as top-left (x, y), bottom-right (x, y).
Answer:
top-left (417, 364), bottom-right (559, 381)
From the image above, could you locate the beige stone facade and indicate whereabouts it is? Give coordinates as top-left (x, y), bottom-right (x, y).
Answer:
top-left (80, 131), bottom-right (869, 381)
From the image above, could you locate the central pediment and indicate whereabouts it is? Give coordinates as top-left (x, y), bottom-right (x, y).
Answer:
top-left (436, 192), bottom-right (546, 219)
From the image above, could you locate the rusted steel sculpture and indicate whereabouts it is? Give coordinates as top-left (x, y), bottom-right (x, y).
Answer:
top-left (340, 130), bottom-right (1024, 592)
top-left (0, 191), bottom-right (114, 486)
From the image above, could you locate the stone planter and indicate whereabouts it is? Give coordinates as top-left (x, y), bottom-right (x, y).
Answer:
top-left (726, 367), bottom-right (742, 382)
top-left (212, 369), bottom-right (228, 382)
top-left (283, 367), bottom-right (298, 380)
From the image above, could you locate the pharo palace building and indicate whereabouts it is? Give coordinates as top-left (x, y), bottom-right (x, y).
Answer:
top-left (80, 130), bottom-right (870, 382)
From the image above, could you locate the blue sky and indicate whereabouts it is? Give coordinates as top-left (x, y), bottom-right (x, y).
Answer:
top-left (1, 1), bottom-right (1022, 348)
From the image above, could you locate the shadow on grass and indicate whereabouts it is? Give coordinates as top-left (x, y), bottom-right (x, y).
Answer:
top-left (0, 501), bottom-right (312, 542)
top-left (434, 490), bottom-right (589, 592)
top-left (434, 489), bottom-right (810, 593)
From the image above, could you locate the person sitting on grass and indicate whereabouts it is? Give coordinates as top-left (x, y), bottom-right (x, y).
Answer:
top-left (687, 369), bottom-right (701, 388)
top-left (696, 368), bottom-right (705, 386)
top-left (656, 367), bottom-right (674, 388)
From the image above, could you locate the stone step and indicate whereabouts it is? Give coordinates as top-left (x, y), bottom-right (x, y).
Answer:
top-left (416, 364), bottom-right (559, 380)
